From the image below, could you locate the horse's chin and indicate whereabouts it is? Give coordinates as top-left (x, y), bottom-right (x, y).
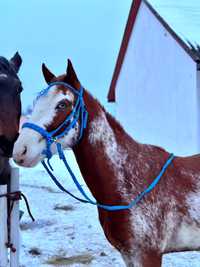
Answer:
top-left (24, 159), bottom-right (40, 168)
top-left (14, 155), bottom-right (42, 168)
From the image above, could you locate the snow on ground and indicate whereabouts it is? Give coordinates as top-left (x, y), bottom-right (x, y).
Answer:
top-left (15, 151), bottom-right (200, 267)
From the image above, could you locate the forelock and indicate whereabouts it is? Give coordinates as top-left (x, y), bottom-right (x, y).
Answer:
top-left (35, 84), bottom-right (75, 105)
top-left (0, 57), bottom-right (9, 67)
top-left (33, 87), bottom-right (68, 117)
top-left (56, 86), bottom-right (75, 102)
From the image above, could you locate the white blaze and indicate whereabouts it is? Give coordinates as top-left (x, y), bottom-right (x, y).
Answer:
top-left (13, 85), bottom-right (78, 167)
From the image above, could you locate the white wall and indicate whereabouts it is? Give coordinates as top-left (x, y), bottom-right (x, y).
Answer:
top-left (115, 1), bottom-right (198, 156)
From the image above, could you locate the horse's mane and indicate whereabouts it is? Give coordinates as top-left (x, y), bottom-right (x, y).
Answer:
top-left (105, 109), bottom-right (127, 135)
top-left (89, 91), bottom-right (128, 136)
top-left (92, 94), bottom-right (167, 154)
top-left (84, 88), bottom-right (128, 137)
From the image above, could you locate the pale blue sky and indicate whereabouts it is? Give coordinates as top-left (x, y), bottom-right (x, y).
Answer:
top-left (0, 0), bottom-right (132, 111)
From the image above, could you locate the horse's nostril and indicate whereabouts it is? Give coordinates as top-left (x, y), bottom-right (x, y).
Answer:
top-left (14, 158), bottom-right (24, 165)
top-left (18, 159), bottom-right (24, 165)
top-left (22, 146), bottom-right (27, 156)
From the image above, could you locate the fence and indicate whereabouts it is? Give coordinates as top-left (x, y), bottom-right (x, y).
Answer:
top-left (0, 168), bottom-right (19, 267)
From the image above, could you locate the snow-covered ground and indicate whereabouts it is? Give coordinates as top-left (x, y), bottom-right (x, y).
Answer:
top-left (16, 151), bottom-right (200, 267)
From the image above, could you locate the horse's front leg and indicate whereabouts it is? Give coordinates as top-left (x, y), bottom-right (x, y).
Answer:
top-left (122, 250), bottom-right (162, 267)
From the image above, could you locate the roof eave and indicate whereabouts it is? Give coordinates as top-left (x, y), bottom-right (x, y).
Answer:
top-left (144, 0), bottom-right (200, 62)
top-left (107, 0), bottom-right (142, 102)
top-left (108, 0), bottom-right (200, 103)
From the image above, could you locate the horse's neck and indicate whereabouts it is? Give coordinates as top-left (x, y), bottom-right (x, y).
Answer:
top-left (73, 91), bottom-right (139, 204)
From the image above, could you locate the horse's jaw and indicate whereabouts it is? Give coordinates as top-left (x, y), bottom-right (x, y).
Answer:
top-left (12, 128), bottom-right (46, 167)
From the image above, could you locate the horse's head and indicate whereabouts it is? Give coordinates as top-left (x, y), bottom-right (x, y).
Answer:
top-left (13, 60), bottom-right (83, 167)
top-left (0, 52), bottom-right (22, 158)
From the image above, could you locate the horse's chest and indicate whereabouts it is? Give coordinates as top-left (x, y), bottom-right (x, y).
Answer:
top-left (98, 210), bottom-right (134, 252)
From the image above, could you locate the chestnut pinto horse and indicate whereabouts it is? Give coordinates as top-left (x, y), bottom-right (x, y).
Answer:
top-left (0, 52), bottom-right (22, 185)
top-left (13, 60), bottom-right (200, 267)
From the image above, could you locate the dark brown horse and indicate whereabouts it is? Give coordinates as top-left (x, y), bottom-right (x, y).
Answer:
top-left (13, 60), bottom-right (200, 267)
top-left (0, 52), bottom-right (22, 185)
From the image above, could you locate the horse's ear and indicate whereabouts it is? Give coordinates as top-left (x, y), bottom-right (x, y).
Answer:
top-left (42, 63), bottom-right (56, 84)
top-left (65, 59), bottom-right (80, 89)
top-left (10, 52), bottom-right (22, 73)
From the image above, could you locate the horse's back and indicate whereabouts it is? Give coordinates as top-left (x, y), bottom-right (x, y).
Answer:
top-left (175, 153), bottom-right (200, 173)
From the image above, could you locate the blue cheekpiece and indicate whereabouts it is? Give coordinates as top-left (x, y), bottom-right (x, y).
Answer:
top-left (22, 82), bottom-right (175, 211)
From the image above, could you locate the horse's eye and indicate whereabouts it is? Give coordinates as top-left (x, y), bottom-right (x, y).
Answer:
top-left (56, 102), bottom-right (67, 110)
top-left (17, 85), bottom-right (23, 94)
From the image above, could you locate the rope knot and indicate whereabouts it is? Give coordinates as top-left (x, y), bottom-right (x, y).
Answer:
top-left (7, 191), bottom-right (21, 201)
top-left (6, 242), bottom-right (16, 253)
top-left (0, 190), bottom-right (35, 253)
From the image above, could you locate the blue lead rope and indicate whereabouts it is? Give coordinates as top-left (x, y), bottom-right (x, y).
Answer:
top-left (23, 81), bottom-right (175, 212)
top-left (42, 146), bottom-right (175, 211)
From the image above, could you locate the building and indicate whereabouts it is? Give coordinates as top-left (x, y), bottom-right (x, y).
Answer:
top-left (108, 0), bottom-right (200, 156)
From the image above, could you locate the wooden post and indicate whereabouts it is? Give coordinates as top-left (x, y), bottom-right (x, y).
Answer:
top-left (10, 168), bottom-right (20, 267)
top-left (0, 185), bottom-right (8, 267)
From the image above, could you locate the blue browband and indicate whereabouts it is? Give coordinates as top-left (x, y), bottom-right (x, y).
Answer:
top-left (22, 82), bottom-right (175, 211)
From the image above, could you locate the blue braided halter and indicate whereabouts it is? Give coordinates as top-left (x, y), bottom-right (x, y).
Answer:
top-left (23, 82), bottom-right (88, 161)
top-left (22, 81), bottom-right (175, 211)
